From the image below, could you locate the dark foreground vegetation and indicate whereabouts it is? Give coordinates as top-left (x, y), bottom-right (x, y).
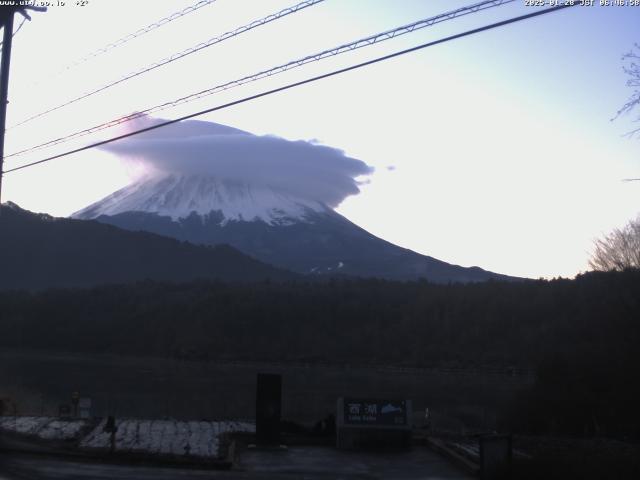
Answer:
top-left (512, 436), bottom-right (640, 480)
top-left (1, 269), bottom-right (639, 441)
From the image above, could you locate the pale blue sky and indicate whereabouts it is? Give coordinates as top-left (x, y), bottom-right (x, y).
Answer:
top-left (2, 0), bottom-right (639, 278)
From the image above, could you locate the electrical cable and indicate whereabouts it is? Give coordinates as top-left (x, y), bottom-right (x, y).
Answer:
top-left (47, 0), bottom-right (219, 75)
top-left (0, 15), bottom-right (28, 47)
top-left (9, 0), bottom-right (325, 129)
top-left (2, 4), bottom-right (578, 175)
top-left (5, 0), bottom-right (515, 159)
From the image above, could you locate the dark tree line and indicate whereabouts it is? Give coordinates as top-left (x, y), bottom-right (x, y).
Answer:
top-left (0, 271), bottom-right (638, 367)
top-left (1, 270), bottom-right (639, 436)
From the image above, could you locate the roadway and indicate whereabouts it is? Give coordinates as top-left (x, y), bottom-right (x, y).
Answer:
top-left (0, 447), bottom-right (473, 479)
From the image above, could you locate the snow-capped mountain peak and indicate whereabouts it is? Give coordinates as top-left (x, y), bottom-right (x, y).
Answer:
top-left (73, 174), bottom-right (327, 225)
top-left (71, 172), bottom-right (514, 284)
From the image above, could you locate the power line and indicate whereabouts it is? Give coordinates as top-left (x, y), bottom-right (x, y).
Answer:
top-left (3, 4), bottom-right (577, 175)
top-left (9, 0), bottom-right (326, 130)
top-left (6, 0), bottom-right (516, 159)
top-left (11, 15), bottom-right (27, 37)
top-left (42, 0), bottom-right (219, 78)
top-left (0, 15), bottom-right (28, 47)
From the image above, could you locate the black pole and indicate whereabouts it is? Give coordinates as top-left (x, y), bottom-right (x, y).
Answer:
top-left (0, 10), bottom-right (15, 209)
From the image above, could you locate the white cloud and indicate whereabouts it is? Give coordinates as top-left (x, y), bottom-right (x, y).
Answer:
top-left (102, 116), bottom-right (374, 208)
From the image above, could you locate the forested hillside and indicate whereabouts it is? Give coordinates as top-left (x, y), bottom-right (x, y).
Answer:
top-left (0, 203), bottom-right (294, 289)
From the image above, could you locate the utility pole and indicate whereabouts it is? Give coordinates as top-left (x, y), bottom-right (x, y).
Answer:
top-left (0, 4), bottom-right (46, 210)
top-left (0, 7), bottom-right (15, 208)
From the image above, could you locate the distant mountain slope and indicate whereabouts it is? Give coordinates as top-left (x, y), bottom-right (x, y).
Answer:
top-left (0, 202), bottom-right (293, 290)
top-left (74, 174), bottom-right (515, 283)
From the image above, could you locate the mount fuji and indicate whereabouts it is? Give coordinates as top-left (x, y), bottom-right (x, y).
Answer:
top-left (72, 117), bottom-right (512, 283)
top-left (73, 173), bottom-right (511, 283)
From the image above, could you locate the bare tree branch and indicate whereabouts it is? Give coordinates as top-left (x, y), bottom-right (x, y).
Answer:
top-left (613, 43), bottom-right (640, 138)
top-left (589, 216), bottom-right (640, 271)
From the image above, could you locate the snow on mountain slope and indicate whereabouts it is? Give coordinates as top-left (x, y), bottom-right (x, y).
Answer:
top-left (74, 174), bottom-right (328, 226)
top-left (72, 175), bottom-right (516, 282)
